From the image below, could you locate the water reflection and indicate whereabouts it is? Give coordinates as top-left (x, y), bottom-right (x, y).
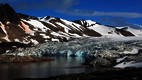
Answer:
top-left (0, 57), bottom-right (90, 80)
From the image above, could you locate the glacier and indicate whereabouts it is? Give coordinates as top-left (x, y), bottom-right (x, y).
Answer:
top-left (5, 36), bottom-right (142, 57)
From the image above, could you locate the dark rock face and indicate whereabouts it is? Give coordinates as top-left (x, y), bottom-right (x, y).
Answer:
top-left (90, 57), bottom-right (116, 67)
top-left (84, 55), bottom-right (116, 68)
top-left (0, 4), bottom-right (20, 24)
top-left (116, 28), bottom-right (135, 36)
top-left (0, 56), bottom-right (54, 63)
top-left (73, 20), bottom-right (89, 27)
top-left (17, 13), bottom-right (39, 20)
top-left (0, 42), bottom-right (32, 54)
top-left (73, 20), bottom-right (96, 27)
top-left (73, 20), bottom-right (102, 27)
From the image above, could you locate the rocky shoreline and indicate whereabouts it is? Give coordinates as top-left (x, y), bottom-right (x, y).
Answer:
top-left (0, 55), bottom-right (54, 63)
top-left (17, 68), bottom-right (142, 80)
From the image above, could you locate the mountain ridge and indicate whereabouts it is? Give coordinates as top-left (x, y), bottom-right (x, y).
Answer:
top-left (0, 4), bottom-right (142, 45)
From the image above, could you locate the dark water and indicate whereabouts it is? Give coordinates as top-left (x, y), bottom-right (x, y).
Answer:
top-left (0, 57), bottom-right (91, 80)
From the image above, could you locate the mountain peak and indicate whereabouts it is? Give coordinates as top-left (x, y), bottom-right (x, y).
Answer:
top-left (73, 19), bottom-right (98, 27)
top-left (0, 4), bottom-right (20, 24)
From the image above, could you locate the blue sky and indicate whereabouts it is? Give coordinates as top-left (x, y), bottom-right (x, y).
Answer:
top-left (1, 0), bottom-right (142, 26)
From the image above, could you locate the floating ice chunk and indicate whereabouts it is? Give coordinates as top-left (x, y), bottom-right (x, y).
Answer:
top-left (116, 56), bottom-right (127, 63)
top-left (122, 48), bottom-right (138, 54)
top-left (114, 61), bottom-right (134, 68)
top-left (114, 61), bottom-right (142, 68)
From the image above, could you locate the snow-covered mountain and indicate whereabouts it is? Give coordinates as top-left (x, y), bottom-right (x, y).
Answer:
top-left (0, 4), bottom-right (142, 45)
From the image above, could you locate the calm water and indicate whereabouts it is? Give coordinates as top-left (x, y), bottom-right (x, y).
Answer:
top-left (0, 57), bottom-right (92, 80)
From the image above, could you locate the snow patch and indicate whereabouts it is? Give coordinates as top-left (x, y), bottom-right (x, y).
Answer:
top-left (88, 24), bottom-right (121, 36)
top-left (122, 48), bottom-right (138, 54)
top-left (30, 39), bottom-right (39, 45)
top-left (40, 34), bottom-right (50, 38)
top-left (56, 22), bottom-right (70, 33)
top-left (86, 20), bottom-right (96, 26)
top-left (23, 19), bottom-right (49, 32)
top-left (40, 16), bottom-right (55, 22)
top-left (51, 38), bottom-right (59, 42)
top-left (61, 19), bottom-right (82, 31)
top-left (14, 39), bottom-right (20, 42)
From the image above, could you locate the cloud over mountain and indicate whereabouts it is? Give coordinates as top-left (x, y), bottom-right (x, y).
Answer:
top-left (59, 9), bottom-right (142, 18)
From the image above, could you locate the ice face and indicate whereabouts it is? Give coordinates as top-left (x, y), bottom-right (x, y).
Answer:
top-left (5, 37), bottom-right (142, 57)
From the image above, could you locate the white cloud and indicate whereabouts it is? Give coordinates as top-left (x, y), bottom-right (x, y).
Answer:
top-left (93, 12), bottom-right (142, 18)
top-left (59, 9), bottom-right (142, 18)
